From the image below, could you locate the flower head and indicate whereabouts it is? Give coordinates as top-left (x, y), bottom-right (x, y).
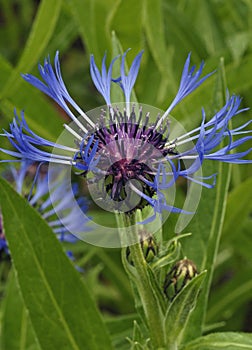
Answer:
top-left (1, 50), bottom-right (251, 222)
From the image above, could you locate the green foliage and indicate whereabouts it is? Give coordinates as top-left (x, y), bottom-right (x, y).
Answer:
top-left (181, 332), bottom-right (252, 350)
top-left (1, 271), bottom-right (40, 350)
top-left (0, 178), bottom-right (113, 350)
top-left (1, 0), bottom-right (63, 98)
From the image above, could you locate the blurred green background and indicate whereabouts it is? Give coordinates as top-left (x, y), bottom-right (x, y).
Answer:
top-left (0, 0), bottom-right (251, 335)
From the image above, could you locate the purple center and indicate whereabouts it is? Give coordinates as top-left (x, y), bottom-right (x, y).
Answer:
top-left (76, 107), bottom-right (177, 212)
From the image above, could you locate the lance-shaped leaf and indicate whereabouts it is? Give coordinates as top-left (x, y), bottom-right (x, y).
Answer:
top-left (0, 177), bottom-right (113, 350)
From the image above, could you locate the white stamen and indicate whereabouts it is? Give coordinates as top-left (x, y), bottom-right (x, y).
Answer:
top-left (78, 109), bottom-right (96, 128)
top-left (50, 153), bottom-right (73, 160)
top-left (60, 145), bottom-right (80, 152)
top-left (69, 97), bottom-right (96, 128)
top-left (68, 112), bottom-right (88, 133)
top-left (176, 155), bottom-right (198, 160)
top-left (64, 124), bottom-right (83, 142)
top-left (175, 135), bottom-right (199, 147)
top-left (173, 127), bottom-right (201, 143)
top-left (49, 158), bottom-right (72, 165)
top-left (155, 109), bottom-right (171, 130)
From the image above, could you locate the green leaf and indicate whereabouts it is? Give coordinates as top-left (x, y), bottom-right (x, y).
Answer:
top-left (69, 0), bottom-right (115, 62)
top-left (1, 270), bottom-right (40, 350)
top-left (162, 2), bottom-right (208, 60)
top-left (190, 0), bottom-right (226, 55)
top-left (207, 270), bottom-right (252, 324)
top-left (142, 0), bottom-right (174, 104)
top-left (181, 332), bottom-right (252, 350)
top-left (96, 248), bottom-right (134, 310)
top-left (107, 0), bottom-right (143, 55)
top-left (227, 32), bottom-right (250, 62)
top-left (165, 272), bottom-right (206, 348)
top-left (1, 0), bottom-right (63, 98)
top-left (143, 0), bottom-right (167, 73)
top-left (222, 177), bottom-right (252, 239)
top-left (0, 177), bottom-right (113, 350)
top-left (46, 3), bottom-right (79, 54)
top-left (226, 53), bottom-right (252, 92)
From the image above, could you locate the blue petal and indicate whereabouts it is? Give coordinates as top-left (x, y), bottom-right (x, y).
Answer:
top-left (176, 95), bottom-right (252, 170)
top-left (90, 53), bottom-right (119, 105)
top-left (1, 110), bottom-right (74, 165)
top-left (74, 135), bottom-right (100, 172)
top-left (164, 53), bottom-right (214, 116)
top-left (22, 52), bottom-right (93, 131)
top-left (112, 49), bottom-right (144, 104)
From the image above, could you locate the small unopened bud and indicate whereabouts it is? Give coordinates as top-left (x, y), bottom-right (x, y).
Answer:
top-left (126, 231), bottom-right (158, 265)
top-left (164, 258), bottom-right (198, 301)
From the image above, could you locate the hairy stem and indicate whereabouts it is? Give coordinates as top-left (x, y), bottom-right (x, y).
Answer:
top-left (118, 213), bottom-right (167, 349)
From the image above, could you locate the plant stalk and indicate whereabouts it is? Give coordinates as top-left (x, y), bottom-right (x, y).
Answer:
top-left (118, 212), bottom-right (167, 349)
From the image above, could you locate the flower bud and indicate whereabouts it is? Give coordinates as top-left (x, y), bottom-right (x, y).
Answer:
top-left (164, 258), bottom-right (198, 301)
top-left (126, 230), bottom-right (158, 265)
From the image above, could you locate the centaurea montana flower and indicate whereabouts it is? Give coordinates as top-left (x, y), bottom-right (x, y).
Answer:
top-left (0, 161), bottom-right (89, 255)
top-left (0, 50), bottom-right (251, 221)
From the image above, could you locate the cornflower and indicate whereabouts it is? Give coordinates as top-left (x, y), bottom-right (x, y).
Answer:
top-left (0, 50), bottom-right (251, 224)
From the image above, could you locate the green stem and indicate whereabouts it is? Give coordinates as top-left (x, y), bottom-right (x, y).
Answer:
top-left (118, 213), bottom-right (167, 349)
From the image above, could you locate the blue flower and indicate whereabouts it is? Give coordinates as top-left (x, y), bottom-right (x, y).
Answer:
top-left (0, 161), bottom-right (90, 255)
top-left (1, 51), bottom-right (251, 219)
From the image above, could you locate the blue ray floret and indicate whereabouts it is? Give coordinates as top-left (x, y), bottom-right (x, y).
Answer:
top-left (22, 51), bottom-right (94, 132)
top-left (113, 49), bottom-right (144, 104)
top-left (156, 53), bottom-right (215, 127)
top-left (1, 50), bottom-right (251, 221)
top-left (171, 95), bottom-right (252, 167)
top-left (0, 110), bottom-right (78, 164)
top-left (90, 53), bottom-right (119, 105)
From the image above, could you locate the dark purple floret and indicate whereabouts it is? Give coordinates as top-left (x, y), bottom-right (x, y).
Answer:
top-left (74, 106), bottom-right (177, 211)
